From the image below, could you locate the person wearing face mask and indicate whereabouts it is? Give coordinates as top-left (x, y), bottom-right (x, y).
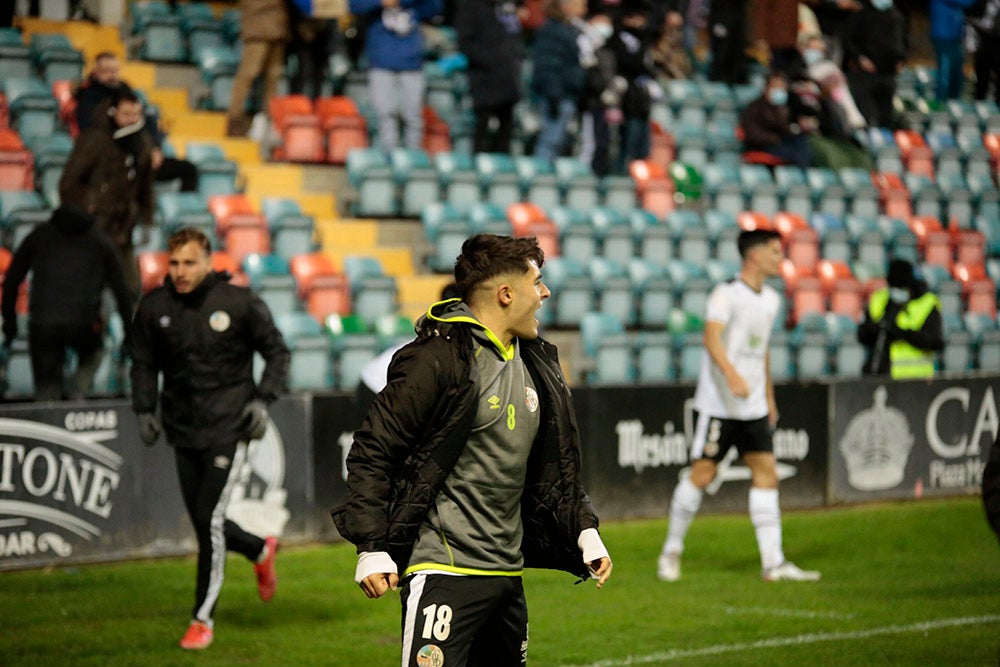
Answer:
top-left (800, 33), bottom-right (866, 129)
top-left (455, 0), bottom-right (525, 154)
top-left (578, 11), bottom-right (620, 176)
top-left (739, 72), bottom-right (813, 169)
top-left (843, 0), bottom-right (906, 127)
top-left (857, 259), bottom-right (944, 378)
top-left (610, 0), bottom-right (660, 173)
top-left (59, 88), bottom-right (154, 297)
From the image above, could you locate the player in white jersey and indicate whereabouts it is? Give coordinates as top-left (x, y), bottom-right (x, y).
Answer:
top-left (657, 229), bottom-right (820, 583)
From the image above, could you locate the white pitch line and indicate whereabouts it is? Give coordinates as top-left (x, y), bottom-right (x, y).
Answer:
top-left (721, 605), bottom-right (856, 620)
top-left (565, 615), bottom-right (1000, 667)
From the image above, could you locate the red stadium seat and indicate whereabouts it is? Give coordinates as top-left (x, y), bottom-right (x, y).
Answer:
top-left (966, 279), bottom-right (997, 317)
top-left (269, 95), bottom-right (324, 163)
top-left (922, 230), bottom-right (952, 268)
top-left (211, 250), bottom-right (250, 287)
top-left (289, 252), bottom-right (352, 319)
top-left (138, 251), bottom-right (169, 293)
top-left (422, 106), bottom-right (451, 155)
top-left (786, 228), bottom-right (820, 273)
top-left (628, 159), bottom-right (675, 218)
top-left (223, 226), bottom-right (271, 265)
top-left (790, 276), bottom-right (826, 323)
top-left (735, 126), bottom-right (787, 167)
top-left (52, 80), bottom-right (78, 138)
top-left (779, 257), bottom-right (815, 293)
top-left (207, 194), bottom-right (266, 235)
top-left (649, 122), bottom-right (676, 169)
top-left (894, 129), bottom-right (934, 178)
top-left (0, 128), bottom-right (34, 190)
top-left (829, 277), bottom-right (864, 321)
top-left (737, 211), bottom-right (773, 231)
top-left (316, 96), bottom-right (369, 165)
top-left (907, 215), bottom-right (945, 252)
top-left (506, 202), bottom-right (560, 258)
top-left (953, 229), bottom-right (986, 267)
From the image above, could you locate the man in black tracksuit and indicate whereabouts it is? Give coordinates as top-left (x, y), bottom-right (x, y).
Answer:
top-left (0, 205), bottom-right (134, 400)
top-left (333, 234), bottom-right (612, 666)
top-left (130, 228), bottom-right (290, 651)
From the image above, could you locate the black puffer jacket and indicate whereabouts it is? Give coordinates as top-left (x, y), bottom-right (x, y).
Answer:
top-left (331, 302), bottom-right (600, 579)
top-left (130, 272), bottom-right (290, 449)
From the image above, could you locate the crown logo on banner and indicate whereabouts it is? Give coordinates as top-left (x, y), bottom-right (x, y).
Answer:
top-left (838, 386), bottom-right (915, 491)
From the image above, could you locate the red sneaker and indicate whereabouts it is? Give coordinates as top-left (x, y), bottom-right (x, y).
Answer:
top-left (179, 621), bottom-right (213, 650)
top-left (254, 536), bottom-right (278, 602)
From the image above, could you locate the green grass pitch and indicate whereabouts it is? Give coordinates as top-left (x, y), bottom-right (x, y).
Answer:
top-left (2, 497), bottom-right (997, 666)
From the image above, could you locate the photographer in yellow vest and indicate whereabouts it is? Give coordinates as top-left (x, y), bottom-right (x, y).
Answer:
top-left (858, 259), bottom-right (944, 378)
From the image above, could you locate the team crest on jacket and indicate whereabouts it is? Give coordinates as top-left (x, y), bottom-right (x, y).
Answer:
top-left (525, 387), bottom-right (539, 413)
top-left (209, 310), bottom-right (231, 332)
top-left (416, 644), bottom-right (445, 667)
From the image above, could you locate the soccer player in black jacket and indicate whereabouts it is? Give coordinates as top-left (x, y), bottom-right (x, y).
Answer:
top-left (130, 228), bottom-right (290, 650)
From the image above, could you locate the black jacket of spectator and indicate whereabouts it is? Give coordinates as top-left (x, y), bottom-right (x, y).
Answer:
top-left (844, 3), bottom-right (906, 74)
top-left (531, 18), bottom-right (587, 104)
top-left (455, 0), bottom-right (524, 109)
top-left (740, 95), bottom-right (794, 149)
top-left (0, 206), bottom-right (133, 340)
top-left (75, 76), bottom-right (166, 146)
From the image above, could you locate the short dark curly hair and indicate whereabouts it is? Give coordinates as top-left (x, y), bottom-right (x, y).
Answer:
top-left (454, 234), bottom-right (545, 299)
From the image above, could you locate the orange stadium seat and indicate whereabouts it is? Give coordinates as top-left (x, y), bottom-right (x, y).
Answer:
top-left (269, 95), bottom-right (324, 163)
top-left (790, 276), bottom-right (826, 323)
top-left (207, 194), bottom-right (266, 235)
top-left (316, 96), bottom-right (368, 165)
top-left (224, 226), bottom-right (271, 265)
top-left (953, 228), bottom-right (986, 267)
top-left (0, 128), bottom-right (34, 190)
top-left (649, 122), bottom-right (676, 169)
top-left (894, 129), bottom-right (934, 178)
top-left (138, 251), bottom-right (169, 293)
top-left (907, 215), bottom-right (945, 252)
top-left (507, 202), bottom-right (560, 258)
top-left (51, 80), bottom-right (78, 138)
top-left (290, 252), bottom-right (351, 321)
top-left (737, 211), bottom-right (773, 231)
top-left (629, 159), bottom-right (674, 218)
top-left (211, 250), bottom-right (250, 286)
top-left (422, 106), bottom-right (451, 155)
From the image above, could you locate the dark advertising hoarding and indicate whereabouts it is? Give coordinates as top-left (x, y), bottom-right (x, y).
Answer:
top-left (573, 382), bottom-right (829, 520)
top-left (829, 376), bottom-right (993, 503)
top-left (310, 393), bottom-right (363, 539)
top-left (0, 396), bottom-right (312, 571)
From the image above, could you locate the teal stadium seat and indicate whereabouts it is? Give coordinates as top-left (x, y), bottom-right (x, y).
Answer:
top-left (548, 206), bottom-right (598, 265)
top-left (590, 206), bottom-right (634, 266)
top-left (325, 314), bottom-right (379, 390)
top-left (242, 253), bottom-right (298, 317)
top-left (274, 312), bottom-right (333, 390)
top-left (29, 33), bottom-right (84, 84)
top-left (515, 156), bottom-right (560, 211)
top-left (475, 152), bottom-right (521, 208)
top-left (185, 141), bottom-right (238, 195)
top-left (156, 191), bottom-right (216, 239)
top-left (131, 0), bottom-right (186, 62)
top-left (555, 158), bottom-right (600, 211)
top-left (540, 256), bottom-right (593, 328)
top-left (589, 256), bottom-right (635, 327)
top-left (390, 148), bottom-right (438, 217)
top-left (634, 331), bottom-right (675, 384)
top-left (195, 45), bottom-right (240, 110)
top-left (628, 258), bottom-right (673, 328)
top-left (434, 151), bottom-right (480, 211)
top-left (342, 256), bottom-right (398, 326)
top-left (0, 28), bottom-right (32, 80)
top-left (0, 190), bottom-right (50, 249)
top-left (2, 78), bottom-right (58, 140)
top-left (24, 132), bottom-right (72, 207)
top-left (261, 197), bottom-right (316, 259)
top-left (580, 311), bottom-right (635, 385)
top-left (176, 2), bottom-right (226, 63)
top-left (347, 148), bottom-right (397, 217)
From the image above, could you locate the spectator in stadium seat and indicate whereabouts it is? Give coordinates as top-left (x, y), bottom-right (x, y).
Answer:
top-left (739, 71), bottom-right (814, 169)
top-left (531, 0), bottom-right (588, 163)
top-left (844, 0), bottom-right (906, 127)
top-left (59, 88), bottom-right (154, 297)
top-left (76, 52), bottom-right (199, 193)
top-left (130, 227), bottom-right (290, 651)
top-left (657, 230), bottom-right (821, 583)
top-left (0, 205), bottom-right (134, 401)
top-left (226, 0), bottom-right (290, 137)
top-left (802, 0), bottom-right (863, 67)
top-left (578, 10), bottom-right (622, 176)
top-left (350, 0), bottom-right (443, 152)
top-left (801, 33), bottom-right (866, 130)
top-left (858, 259), bottom-right (944, 378)
top-left (332, 234), bottom-right (612, 665)
top-left (455, 0), bottom-right (525, 154)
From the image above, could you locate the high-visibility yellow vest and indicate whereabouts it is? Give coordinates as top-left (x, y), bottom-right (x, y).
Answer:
top-left (869, 288), bottom-right (941, 379)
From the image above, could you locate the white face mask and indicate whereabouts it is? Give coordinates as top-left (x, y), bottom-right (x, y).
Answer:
top-left (889, 287), bottom-right (910, 303)
top-left (594, 23), bottom-right (613, 41)
top-left (803, 48), bottom-right (823, 66)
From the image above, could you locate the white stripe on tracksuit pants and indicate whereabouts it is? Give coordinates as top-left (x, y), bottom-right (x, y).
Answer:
top-left (173, 440), bottom-right (266, 626)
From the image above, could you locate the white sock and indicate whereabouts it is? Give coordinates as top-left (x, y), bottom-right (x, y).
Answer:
top-left (663, 476), bottom-right (703, 555)
top-left (257, 542), bottom-right (270, 563)
top-left (749, 487), bottom-right (784, 570)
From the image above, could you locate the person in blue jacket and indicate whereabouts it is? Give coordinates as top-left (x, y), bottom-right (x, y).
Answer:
top-left (349, 0), bottom-right (444, 152)
top-left (531, 0), bottom-right (588, 163)
top-left (929, 0), bottom-right (976, 100)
